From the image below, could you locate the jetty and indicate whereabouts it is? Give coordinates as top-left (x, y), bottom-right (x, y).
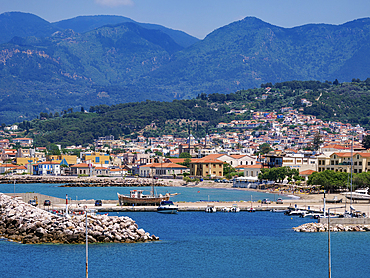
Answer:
top-left (0, 193), bottom-right (159, 244)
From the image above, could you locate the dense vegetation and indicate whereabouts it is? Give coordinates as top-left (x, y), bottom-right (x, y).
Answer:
top-left (1, 13), bottom-right (370, 123)
top-left (6, 79), bottom-right (370, 147)
top-left (307, 170), bottom-right (370, 192)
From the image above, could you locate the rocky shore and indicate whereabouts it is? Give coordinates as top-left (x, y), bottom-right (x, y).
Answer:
top-left (0, 175), bottom-right (185, 187)
top-left (0, 193), bottom-right (159, 244)
top-left (293, 222), bottom-right (370, 232)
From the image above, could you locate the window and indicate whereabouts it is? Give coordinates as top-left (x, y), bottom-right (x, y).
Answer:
top-left (96, 157), bottom-right (100, 163)
top-left (359, 162), bottom-right (362, 166)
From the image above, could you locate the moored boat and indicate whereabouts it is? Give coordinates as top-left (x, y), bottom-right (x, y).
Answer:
top-left (342, 188), bottom-right (370, 201)
top-left (230, 204), bottom-right (240, 213)
top-left (221, 206), bottom-right (231, 212)
top-left (205, 204), bottom-right (217, 213)
top-left (117, 190), bottom-right (171, 206)
top-left (325, 196), bottom-right (343, 203)
top-left (157, 201), bottom-right (178, 214)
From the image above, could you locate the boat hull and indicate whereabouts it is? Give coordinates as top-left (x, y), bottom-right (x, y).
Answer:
top-left (157, 207), bottom-right (178, 214)
top-left (118, 193), bottom-right (170, 206)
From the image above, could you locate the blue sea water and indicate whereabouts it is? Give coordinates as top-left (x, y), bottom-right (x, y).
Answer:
top-left (1, 211), bottom-right (370, 278)
top-left (0, 183), bottom-right (287, 202)
top-left (1, 184), bottom-right (369, 277)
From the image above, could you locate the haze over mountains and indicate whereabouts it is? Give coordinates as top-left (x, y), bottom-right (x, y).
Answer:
top-left (1, 11), bottom-right (370, 124)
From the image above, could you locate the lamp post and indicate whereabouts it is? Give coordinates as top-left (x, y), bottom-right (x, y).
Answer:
top-left (85, 206), bottom-right (89, 278)
top-left (328, 205), bottom-right (345, 278)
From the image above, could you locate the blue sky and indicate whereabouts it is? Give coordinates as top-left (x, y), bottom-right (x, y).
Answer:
top-left (1, 0), bottom-right (370, 38)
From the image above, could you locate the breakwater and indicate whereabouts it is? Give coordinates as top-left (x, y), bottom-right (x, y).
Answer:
top-left (0, 175), bottom-right (184, 187)
top-left (0, 193), bottom-right (158, 244)
top-left (294, 222), bottom-right (370, 232)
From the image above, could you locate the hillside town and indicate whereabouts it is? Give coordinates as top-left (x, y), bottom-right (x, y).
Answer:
top-left (0, 108), bottom-right (369, 182)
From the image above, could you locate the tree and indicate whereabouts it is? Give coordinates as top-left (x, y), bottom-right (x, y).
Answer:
top-left (362, 135), bottom-right (370, 150)
top-left (311, 132), bottom-right (323, 151)
top-left (179, 152), bottom-right (192, 158)
top-left (182, 158), bottom-right (191, 168)
top-left (333, 79), bottom-right (339, 85)
top-left (47, 143), bottom-right (61, 155)
top-left (307, 170), bottom-right (347, 192)
top-left (223, 163), bottom-right (235, 177)
top-left (257, 143), bottom-right (273, 155)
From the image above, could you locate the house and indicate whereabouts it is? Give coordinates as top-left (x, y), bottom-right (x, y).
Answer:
top-left (139, 163), bottom-right (188, 178)
top-left (0, 164), bottom-right (18, 174)
top-left (243, 163), bottom-right (263, 178)
top-left (70, 163), bottom-right (93, 176)
top-left (81, 152), bottom-right (111, 167)
top-left (0, 139), bottom-right (10, 149)
top-left (94, 167), bottom-right (109, 176)
top-left (299, 170), bottom-right (316, 181)
top-left (109, 168), bottom-right (129, 177)
top-left (189, 157), bottom-right (224, 178)
top-left (9, 165), bottom-right (28, 174)
top-left (32, 162), bottom-right (61, 175)
top-left (12, 138), bottom-right (33, 147)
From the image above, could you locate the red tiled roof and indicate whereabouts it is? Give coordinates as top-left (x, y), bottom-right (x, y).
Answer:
top-left (299, 170), bottom-right (316, 175)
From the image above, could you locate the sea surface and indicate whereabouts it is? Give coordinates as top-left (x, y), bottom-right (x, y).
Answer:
top-left (0, 183), bottom-right (289, 202)
top-left (1, 211), bottom-right (370, 278)
top-left (1, 184), bottom-right (369, 277)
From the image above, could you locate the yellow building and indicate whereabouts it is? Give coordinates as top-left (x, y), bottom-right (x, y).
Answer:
top-left (319, 152), bottom-right (370, 174)
top-left (47, 155), bottom-right (78, 166)
top-left (16, 157), bottom-right (39, 166)
top-left (189, 157), bottom-right (223, 178)
top-left (82, 152), bottom-right (111, 166)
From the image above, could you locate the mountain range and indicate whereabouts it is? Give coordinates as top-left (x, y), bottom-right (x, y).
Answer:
top-left (1, 12), bottom-right (370, 124)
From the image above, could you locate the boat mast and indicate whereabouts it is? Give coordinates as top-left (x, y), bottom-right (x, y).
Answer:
top-left (350, 136), bottom-right (353, 209)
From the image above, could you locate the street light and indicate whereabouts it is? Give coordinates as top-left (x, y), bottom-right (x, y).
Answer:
top-left (328, 205), bottom-right (345, 278)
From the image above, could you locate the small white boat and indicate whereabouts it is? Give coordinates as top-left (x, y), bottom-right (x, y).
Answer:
top-left (221, 206), bottom-right (231, 212)
top-left (230, 204), bottom-right (240, 213)
top-left (342, 188), bottom-right (370, 201)
top-left (205, 204), bottom-right (217, 213)
top-left (157, 201), bottom-right (178, 214)
top-left (288, 210), bottom-right (307, 216)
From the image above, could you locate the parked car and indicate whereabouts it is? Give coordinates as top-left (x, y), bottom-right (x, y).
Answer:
top-left (44, 200), bottom-right (51, 206)
top-left (95, 200), bottom-right (102, 206)
top-left (214, 179), bottom-right (220, 183)
top-left (261, 198), bottom-right (271, 204)
top-left (29, 199), bottom-right (37, 206)
top-left (276, 198), bottom-right (283, 204)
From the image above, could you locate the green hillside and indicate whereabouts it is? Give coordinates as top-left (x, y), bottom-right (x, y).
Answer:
top-left (10, 79), bottom-right (370, 147)
top-left (52, 15), bottom-right (199, 48)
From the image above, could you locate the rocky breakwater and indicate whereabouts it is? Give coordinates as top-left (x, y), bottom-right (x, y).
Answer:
top-left (0, 193), bottom-right (159, 244)
top-left (294, 222), bottom-right (370, 232)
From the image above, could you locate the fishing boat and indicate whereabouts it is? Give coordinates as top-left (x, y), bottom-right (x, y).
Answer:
top-left (117, 190), bottom-right (173, 206)
top-left (342, 188), bottom-right (370, 201)
top-left (157, 201), bottom-right (178, 214)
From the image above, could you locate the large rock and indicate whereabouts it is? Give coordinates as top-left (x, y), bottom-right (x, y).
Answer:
top-left (0, 192), bottom-right (158, 244)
